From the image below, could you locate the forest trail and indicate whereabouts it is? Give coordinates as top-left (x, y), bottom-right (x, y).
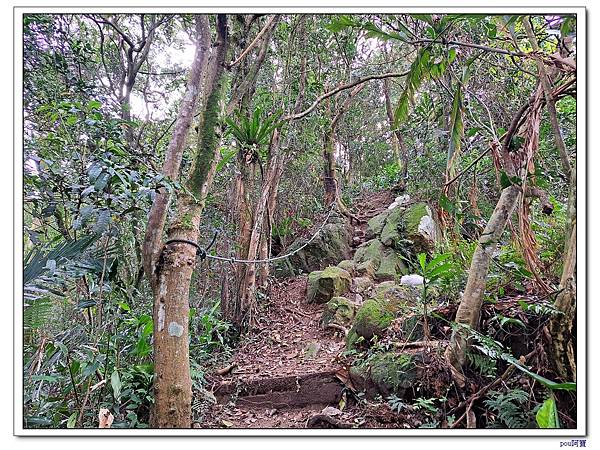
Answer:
top-left (202, 190), bottom-right (395, 428)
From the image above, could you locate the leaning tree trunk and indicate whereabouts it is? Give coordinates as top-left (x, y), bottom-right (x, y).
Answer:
top-left (445, 185), bottom-right (521, 386)
top-left (143, 15), bottom-right (228, 429)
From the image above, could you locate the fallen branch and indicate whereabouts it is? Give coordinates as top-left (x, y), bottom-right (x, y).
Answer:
top-left (306, 414), bottom-right (351, 428)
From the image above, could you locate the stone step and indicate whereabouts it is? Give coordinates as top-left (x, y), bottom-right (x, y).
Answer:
top-left (214, 371), bottom-right (343, 409)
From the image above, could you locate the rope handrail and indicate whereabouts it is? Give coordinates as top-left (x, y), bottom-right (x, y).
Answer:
top-left (165, 205), bottom-right (337, 265)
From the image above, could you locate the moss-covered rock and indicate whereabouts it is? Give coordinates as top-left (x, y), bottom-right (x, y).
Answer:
top-left (337, 259), bottom-right (356, 275)
top-left (356, 260), bottom-right (376, 278)
top-left (372, 282), bottom-right (420, 306)
top-left (352, 276), bottom-right (374, 294)
top-left (403, 202), bottom-right (440, 254)
top-left (365, 210), bottom-right (390, 240)
top-left (349, 352), bottom-right (423, 398)
top-left (307, 266), bottom-right (351, 304)
top-left (379, 206), bottom-right (407, 249)
top-left (321, 296), bottom-right (356, 327)
top-left (353, 239), bottom-right (385, 266)
top-left (351, 299), bottom-right (393, 341)
top-left (346, 283), bottom-right (420, 348)
top-left (375, 247), bottom-right (408, 281)
top-left (272, 219), bottom-right (352, 277)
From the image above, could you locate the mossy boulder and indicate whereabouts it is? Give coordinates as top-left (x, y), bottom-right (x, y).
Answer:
top-left (375, 247), bottom-right (408, 281)
top-left (272, 219), bottom-right (352, 277)
top-left (372, 282), bottom-right (420, 306)
top-left (379, 206), bottom-right (407, 249)
top-left (346, 283), bottom-right (420, 348)
top-left (349, 352), bottom-right (423, 399)
top-left (356, 260), bottom-right (376, 278)
top-left (353, 239), bottom-right (407, 282)
top-left (365, 210), bottom-right (390, 240)
top-left (320, 296), bottom-right (356, 327)
top-left (307, 266), bottom-right (351, 304)
top-left (353, 239), bottom-right (385, 266)
top-left (403, 202), bottom-right (440, 254)
top-left (337, 259), bottom-right (356, 275)
top-left (352, 276), bottom-right (374, 294)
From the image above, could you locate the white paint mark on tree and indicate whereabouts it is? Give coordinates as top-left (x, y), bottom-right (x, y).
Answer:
top-left (158, 303), bottom-right (166, 331)
top-left (168, 321), bottom-right (184, 337)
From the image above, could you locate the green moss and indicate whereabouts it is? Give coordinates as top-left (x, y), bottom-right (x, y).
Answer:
top-left (353, 239), bottom-right (384, 266)
top-left (187, 77), bottom-right (223, 195)
top-left (337, 259), bottom-right (356, 275)
top-left (366, 210), bottom-right (390, 239)
top-left (349, 352), bottom-right (419, 398)
top-left (307, 266), bottom-right (351, 304)
top-left (404, 202), bottom-right (429, 234)
top-left (321, 296), bottom-right (355, 327)
top-left (380, 207), bottom-right (405, 248)
top-left (348, 298), bottom-right (394, 345)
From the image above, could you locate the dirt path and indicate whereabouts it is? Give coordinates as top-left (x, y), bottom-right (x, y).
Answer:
top-left (200, 190), bottom-right (396, 429)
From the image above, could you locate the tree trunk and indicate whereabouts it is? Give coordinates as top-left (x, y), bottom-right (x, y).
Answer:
top-left (144, 15), bottom-right (228, 428)
top-left (323, 131), bottom-right (338, 206)
top-left (445, 185), bottom-right (521, 386)
top-left (549, 164), bottom-right (576, 381)
top-left (236, 132), bottom-right (283, 327)
top-left (323, 84), bottom-right (364, 206)
top-left (523, 17), bottom-right (572, 182)
top-left (142, 17), bottom-right (211, 291)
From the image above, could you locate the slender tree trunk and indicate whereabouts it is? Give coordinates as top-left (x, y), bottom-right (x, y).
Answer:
top-left (445, 185), bottom-right (521, 386)
top-left (523, 17), bottom-right (572, 182)
top-left (143, 15), bottom-right (228, 428)
top-left (258, 155), bottom-right (285, 286)
top-left (142, 17), bottom-right (211, 290)
top-left (236, 132), bottom-right (283, 326)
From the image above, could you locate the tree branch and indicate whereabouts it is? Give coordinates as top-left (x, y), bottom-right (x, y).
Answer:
top-left (228, 15), bottom-right (279, 69)
top-left (284, 71), bottom-right (410, 122)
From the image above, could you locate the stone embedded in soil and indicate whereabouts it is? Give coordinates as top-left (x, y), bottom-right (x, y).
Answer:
top-left (337, 259), bottom-right (356, 275)
top-left (320, 296), bottom-right (356, 328)
top-left (346, 283), bottom-right (419, 348)
top-left (353, 239), bottom-right (385, 267)
top-left (272, 218), bottom-right (352, 277)
top-left (356, 259), bottom-right (376, 278)
top-left (365, 210), bottom-right (391, 240)
top-left (349, 352), bottom-right (424, 399)
top-left (375, 247), bottom-right (408, 281)
top-left (307, 266), bottom-right (351, 304)
top-left (352, 276), bottom-right (374, 294)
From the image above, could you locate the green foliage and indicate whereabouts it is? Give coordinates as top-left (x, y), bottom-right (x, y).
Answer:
top-left (484, 389), bottom-right (531, 428)
top-left (225, 107), bottom-right (283, 150)
top-left (455, 323), bottom-right (577, 392)
top-left (466, 350), bottom-right (497, 377)
top-left (190, 301), bottom-right (232, 354)
top-left (536, 397), bottom-right (560, 428)
top-left (387, 394), bottom-right (408, 413)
